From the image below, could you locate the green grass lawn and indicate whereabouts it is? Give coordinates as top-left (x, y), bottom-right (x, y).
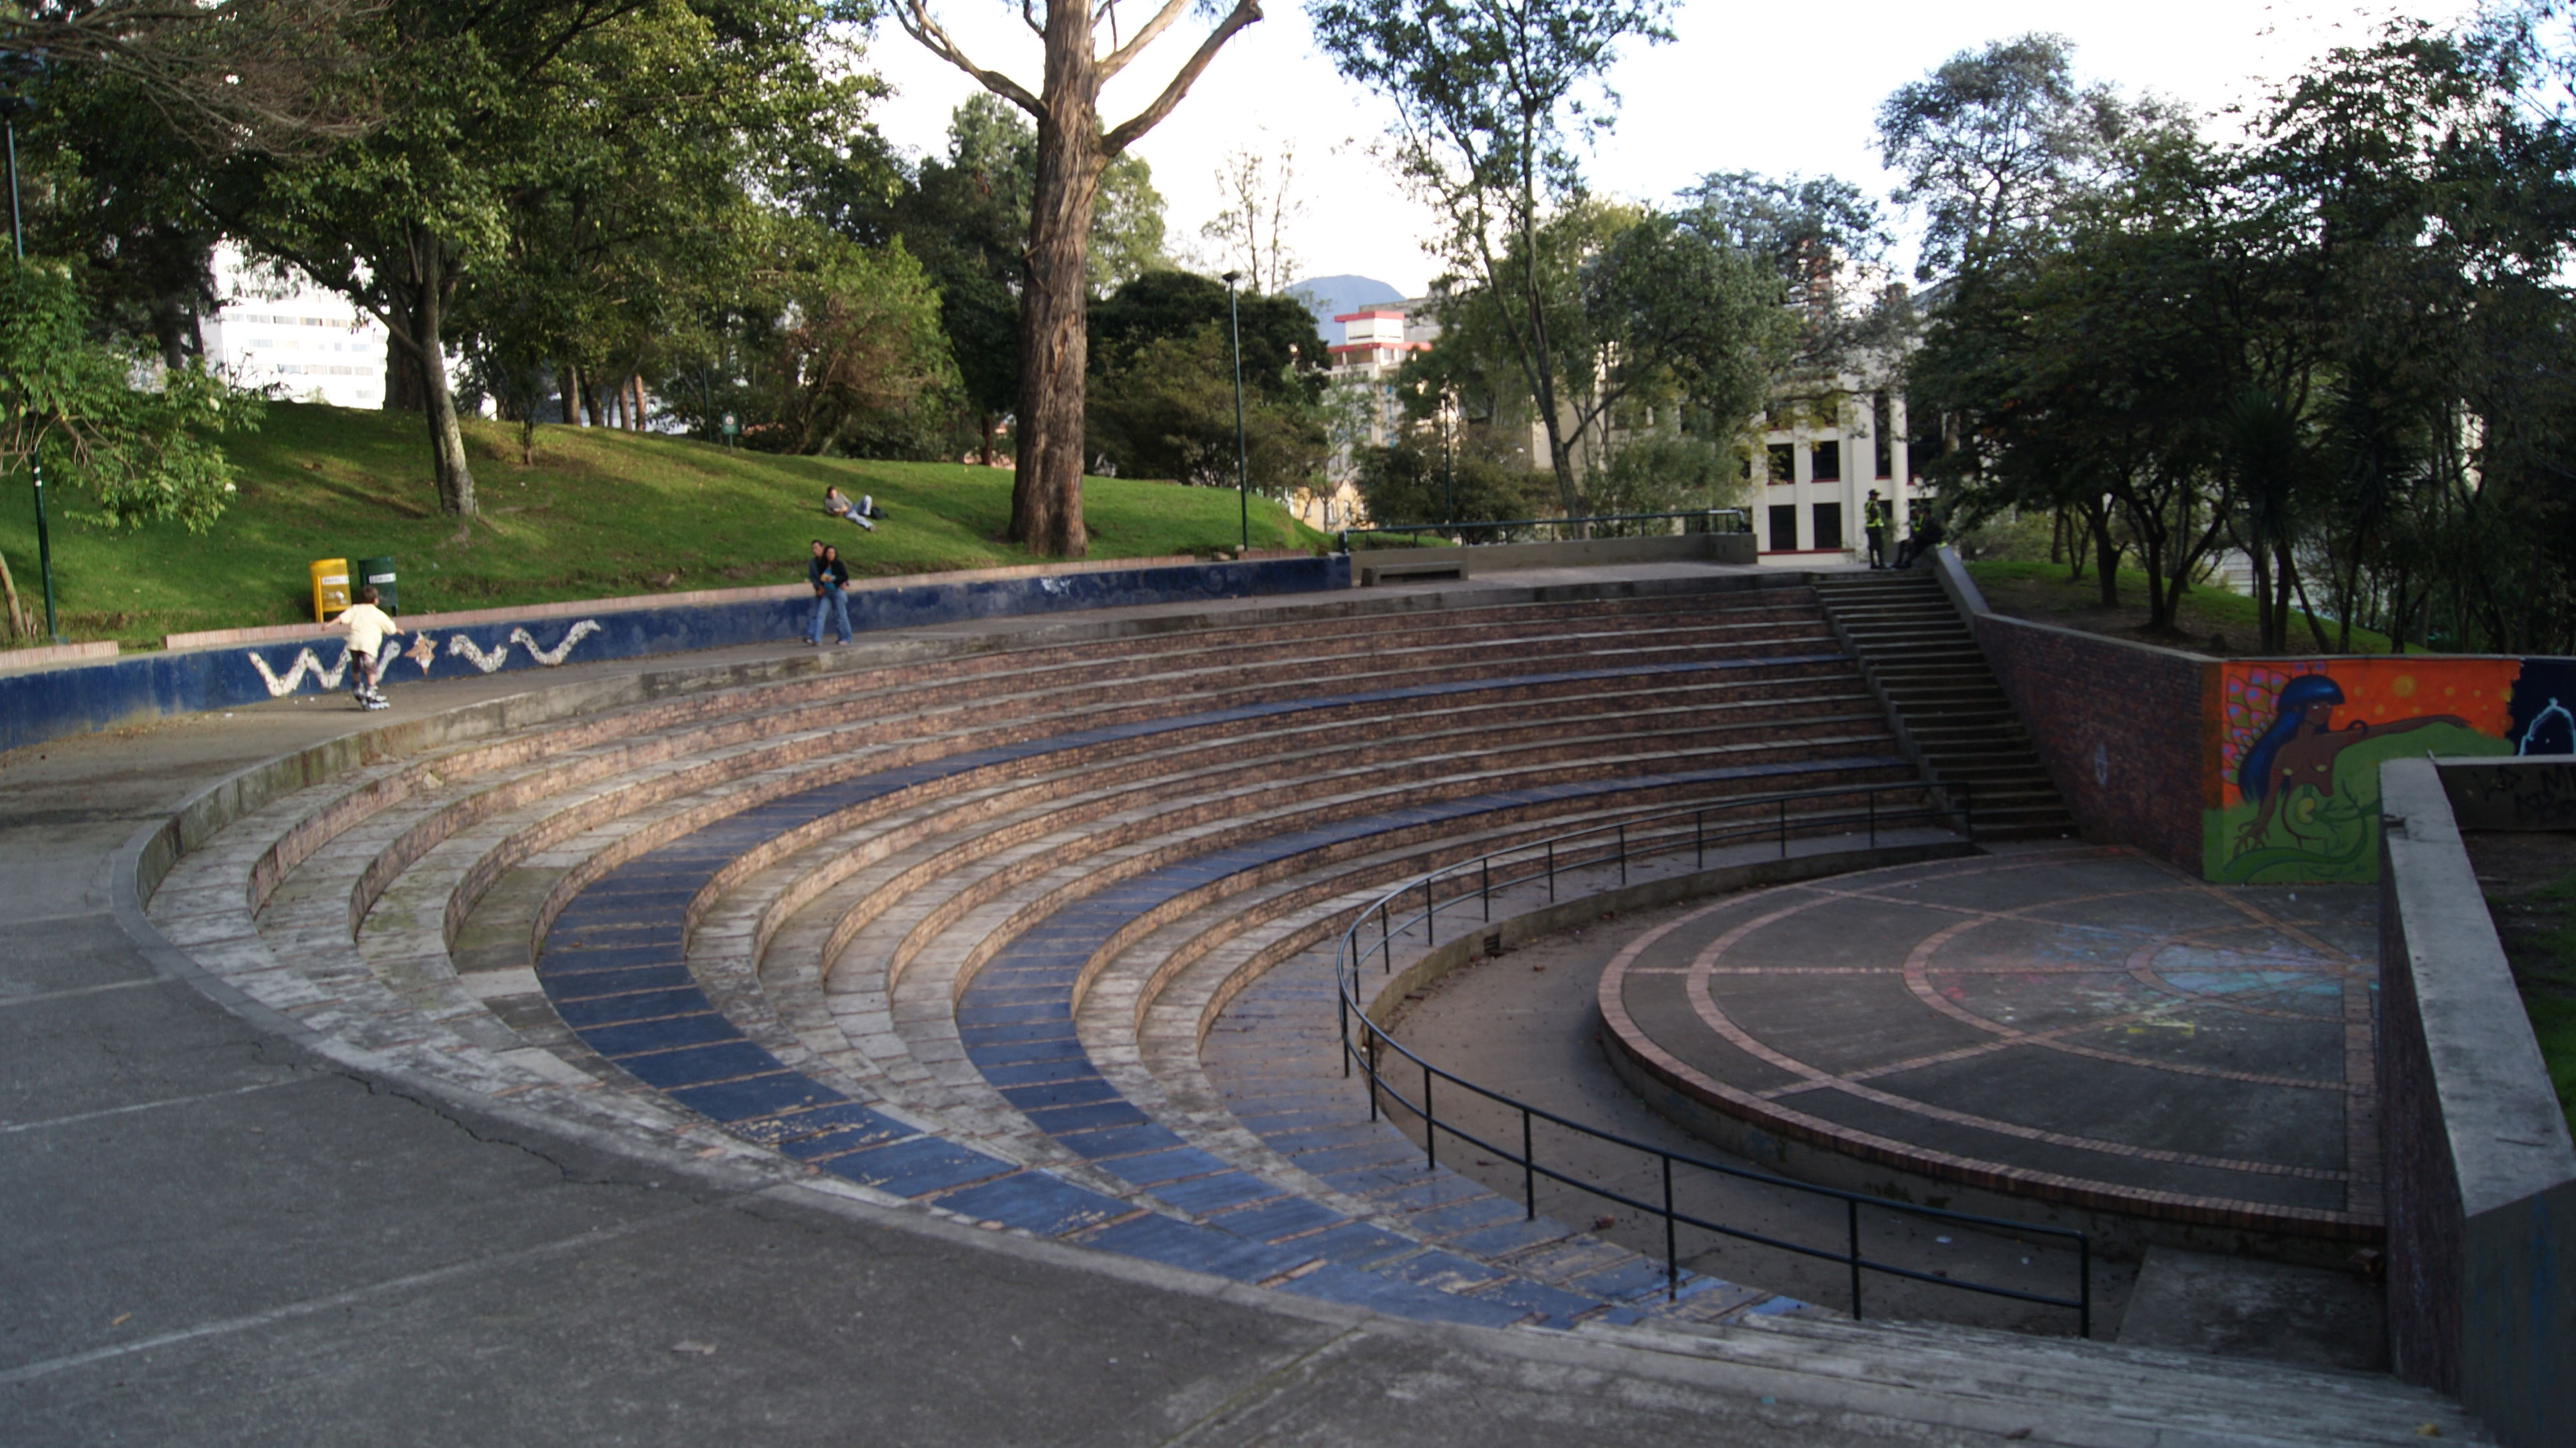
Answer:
top-left (0, 403), bottom-right (1330, 648)
top-left (1965, 559), bottom-right (2397, 656)
top-left (2480, 862), bottom-right (2576, 1139)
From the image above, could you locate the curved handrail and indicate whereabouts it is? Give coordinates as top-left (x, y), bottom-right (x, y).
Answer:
top-left (1331, 779), bottom-right (2093, 1336)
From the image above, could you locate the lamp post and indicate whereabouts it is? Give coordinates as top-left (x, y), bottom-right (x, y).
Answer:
top-left (3, 77), bottom-right (59, 643)
top-left (1220, 270), bottom-right (1249, 554)
top-left (1442, 393), bottom-right (1456, 531)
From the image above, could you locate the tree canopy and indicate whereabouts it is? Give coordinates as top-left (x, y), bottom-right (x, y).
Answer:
top-left (1895, 14), bottom-right (2576, 652)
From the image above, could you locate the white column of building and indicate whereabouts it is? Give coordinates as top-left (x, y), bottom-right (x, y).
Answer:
top-left (1790, 424), bottom-right (1811, 552)
top-left (1889, 391), bottom-right (1912, 532)
top-left (1834, 395), bottom-right (1857, 560)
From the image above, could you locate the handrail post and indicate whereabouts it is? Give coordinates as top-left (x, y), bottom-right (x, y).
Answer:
top-left (2079, 1234), bottom-right (2092, 1340)
top-left (1367, 1028), bottom-right (1380, 1122)
top-left (1379, 900), bottom-right (1392, 972)
top-left (1847, 1198), bottom-right (1863, 1319)
top-left (1778, 798), bottom-right (1788, 859)
top-left (1546, 841), bottom-right (1555, 901)
top-left (1423, 877), bottom-right (1435, 947)
top-left (1522, 1109), bottom-right (1536, 1220)
top-left (1663, 1155), bottom-right (1678, 1302)
top-left (1339, 988), bottom-right (1350, 1079)
top-left (1617, 823), bottom-right (1627, 885)
top-left (1482, 856), bottom-right (1491, 921)
top-left (1422, 1064), bottom-right (1436, 1171)
top-left (1694, 809), bottom-right (1704, 869)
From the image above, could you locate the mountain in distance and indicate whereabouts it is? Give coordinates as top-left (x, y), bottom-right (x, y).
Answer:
top-left (1286, 274), bottom-right (1405, 337)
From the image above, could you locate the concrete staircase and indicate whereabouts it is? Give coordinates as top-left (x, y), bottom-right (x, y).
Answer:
top-left (1812, 568), bottom-right (2077, 841)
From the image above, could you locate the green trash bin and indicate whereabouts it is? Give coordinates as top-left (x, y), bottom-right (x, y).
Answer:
top-left (356, 556), bottom-right (397, 614)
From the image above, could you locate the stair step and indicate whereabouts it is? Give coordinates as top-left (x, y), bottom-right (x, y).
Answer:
top-left (1813, 573), bottom-right (2076, 836)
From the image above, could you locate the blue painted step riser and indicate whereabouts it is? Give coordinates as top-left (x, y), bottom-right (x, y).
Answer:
top-left (0, 556), bottom-right (1348, 754)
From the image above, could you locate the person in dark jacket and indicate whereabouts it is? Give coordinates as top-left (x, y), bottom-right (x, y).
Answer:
top-left (806, 540), bottom-right (852, 645)
top-left (1894, 508), bottom-right (1946, 568)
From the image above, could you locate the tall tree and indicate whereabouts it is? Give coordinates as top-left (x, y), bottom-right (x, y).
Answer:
top-left (3, 0), bottom-right (378, 155)
top-left (1200, 134), bottom-right (1303, 292)
top-left (1312, 0), bottom-right (1676, 516)
top-left (232, 0), bottom-right (849, 517)
top-left (893, 0), bottom-right (1263, 556)
top-left (1876, 32), bottom-right (2166, 282)
top-left (1394, 200), bottom-right (1784, 512)
top-left (231, 0), bottom-right (653, 516)
top-left (0, 258), bottom-right (255, 635)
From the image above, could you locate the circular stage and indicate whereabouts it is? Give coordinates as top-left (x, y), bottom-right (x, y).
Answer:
top-left (1599, 846), bottom-right (2382, 1244)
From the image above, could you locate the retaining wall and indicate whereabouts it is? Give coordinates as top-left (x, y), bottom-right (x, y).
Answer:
top-left (2378, 757), bottom-right (2576, 1448)
top-left (1928, 548), bottom-right (2576, 884)
top-left (1931, 552), bottom-right (2209, 869)
top-left (0, 554), bottom-right (1347, 756)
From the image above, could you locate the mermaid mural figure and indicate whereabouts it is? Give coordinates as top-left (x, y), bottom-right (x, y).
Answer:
top-left (2233, 675), bottom-right (2468, 855)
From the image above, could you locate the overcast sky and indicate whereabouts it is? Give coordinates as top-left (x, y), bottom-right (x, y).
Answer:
top-left (856, 1), bottom-right (2484, 296)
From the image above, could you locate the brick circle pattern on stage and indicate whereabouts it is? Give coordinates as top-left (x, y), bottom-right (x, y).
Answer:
top-left (1599, 847), bottom-right (2382, 1237)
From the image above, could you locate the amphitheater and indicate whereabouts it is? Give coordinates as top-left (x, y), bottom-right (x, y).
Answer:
top-left (1, 556), bottom-right (2494, 1445)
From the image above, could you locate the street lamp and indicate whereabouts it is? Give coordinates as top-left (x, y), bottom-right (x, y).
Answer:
top-left (1220, 270), bottom-right (1249, 554)
top-left (1442, 393), bottom-right (1456, 531)
top-left (1, 71), bottom-right (59, 643)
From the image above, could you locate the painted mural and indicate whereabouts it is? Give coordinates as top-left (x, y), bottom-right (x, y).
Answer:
top-left (2205, 659), bottom-right (2523, 882)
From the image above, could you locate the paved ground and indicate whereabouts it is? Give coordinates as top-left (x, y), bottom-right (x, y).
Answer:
top-left (1599, 848), bottom-right (2382, 1240)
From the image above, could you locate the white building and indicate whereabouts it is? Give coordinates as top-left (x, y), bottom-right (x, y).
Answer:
top-left (198, 245), bottom-right (391, 410)
top-left (1750, 375), bottom-right (1915, 566)
top-left (1301, 302), bottom-right (1440, 531)
top-left (1301, 289), bottom-right (1920, 560)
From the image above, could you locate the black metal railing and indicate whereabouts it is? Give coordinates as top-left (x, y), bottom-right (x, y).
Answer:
top-left (1333, 782), bottom-right (2093, 1336)
top-left (1338, 508), bottom-right (1752, 550)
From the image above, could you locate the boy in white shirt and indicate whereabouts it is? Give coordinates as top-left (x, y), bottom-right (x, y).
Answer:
top-left (335, 585), bottom-right (402, 710)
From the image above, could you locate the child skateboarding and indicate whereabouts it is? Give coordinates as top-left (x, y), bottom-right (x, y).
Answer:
top-left (335, 585), bottom-right (402, 710)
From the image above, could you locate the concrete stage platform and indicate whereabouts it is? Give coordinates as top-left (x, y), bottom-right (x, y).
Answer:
top-left (1600, 846), bottom-right (2383, 1254)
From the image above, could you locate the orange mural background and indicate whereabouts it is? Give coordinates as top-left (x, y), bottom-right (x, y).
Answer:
top-left (2211, 658), bottom-right (2519, 810)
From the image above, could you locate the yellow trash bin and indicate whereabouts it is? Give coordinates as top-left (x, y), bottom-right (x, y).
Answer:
top-left (310, 558), bottom-right (351, 622)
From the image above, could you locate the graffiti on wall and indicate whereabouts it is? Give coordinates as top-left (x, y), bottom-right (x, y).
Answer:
top-left (2205, 659), bottom-right (2519, 883)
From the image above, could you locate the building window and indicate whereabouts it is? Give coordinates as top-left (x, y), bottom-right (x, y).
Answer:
top-left (1768, 504), bottom-right (1798, 552)
top-left (1812, 502), bottom-right (1843, 551)
top-left (1873, 392), bottom-right (1894, 478)
top-left (1811, 440), bottom-right (1841, 482)
top-left (1767, 443), bottom-right (1794, 484)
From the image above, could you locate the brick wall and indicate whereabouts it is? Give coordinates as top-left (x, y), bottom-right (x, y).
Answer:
top-left (1972, 612), bottom-right (2212, 870)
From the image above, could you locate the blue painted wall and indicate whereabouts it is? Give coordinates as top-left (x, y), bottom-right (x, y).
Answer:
top-left (0, 556), bottom-right (1349, 755)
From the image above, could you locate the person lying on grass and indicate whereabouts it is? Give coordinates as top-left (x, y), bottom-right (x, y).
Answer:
top-left (824, 486), bottom-right (889, 530)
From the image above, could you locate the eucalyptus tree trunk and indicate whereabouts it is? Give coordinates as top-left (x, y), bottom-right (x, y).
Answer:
top-left (898, 0), bottom-right (1263, 558)
top-left (382, 226), bottom-right (476, 516)
top-left (1014, 24), bottom-right (1106, 556)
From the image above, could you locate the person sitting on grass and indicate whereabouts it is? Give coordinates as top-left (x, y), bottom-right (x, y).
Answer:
top-left (824, 486), bottom-right (875, 532)
top-left (334, 584), bottom-right (401, 711)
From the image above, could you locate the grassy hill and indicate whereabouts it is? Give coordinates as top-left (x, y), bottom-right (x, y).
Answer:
top-left (1966, 560), bottom-right (2396, 656)
top-left (0, 403), bottom-right (1329, 649)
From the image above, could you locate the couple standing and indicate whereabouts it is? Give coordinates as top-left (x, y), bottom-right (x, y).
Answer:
top-left (806, 538), bottom-right (854, 645)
